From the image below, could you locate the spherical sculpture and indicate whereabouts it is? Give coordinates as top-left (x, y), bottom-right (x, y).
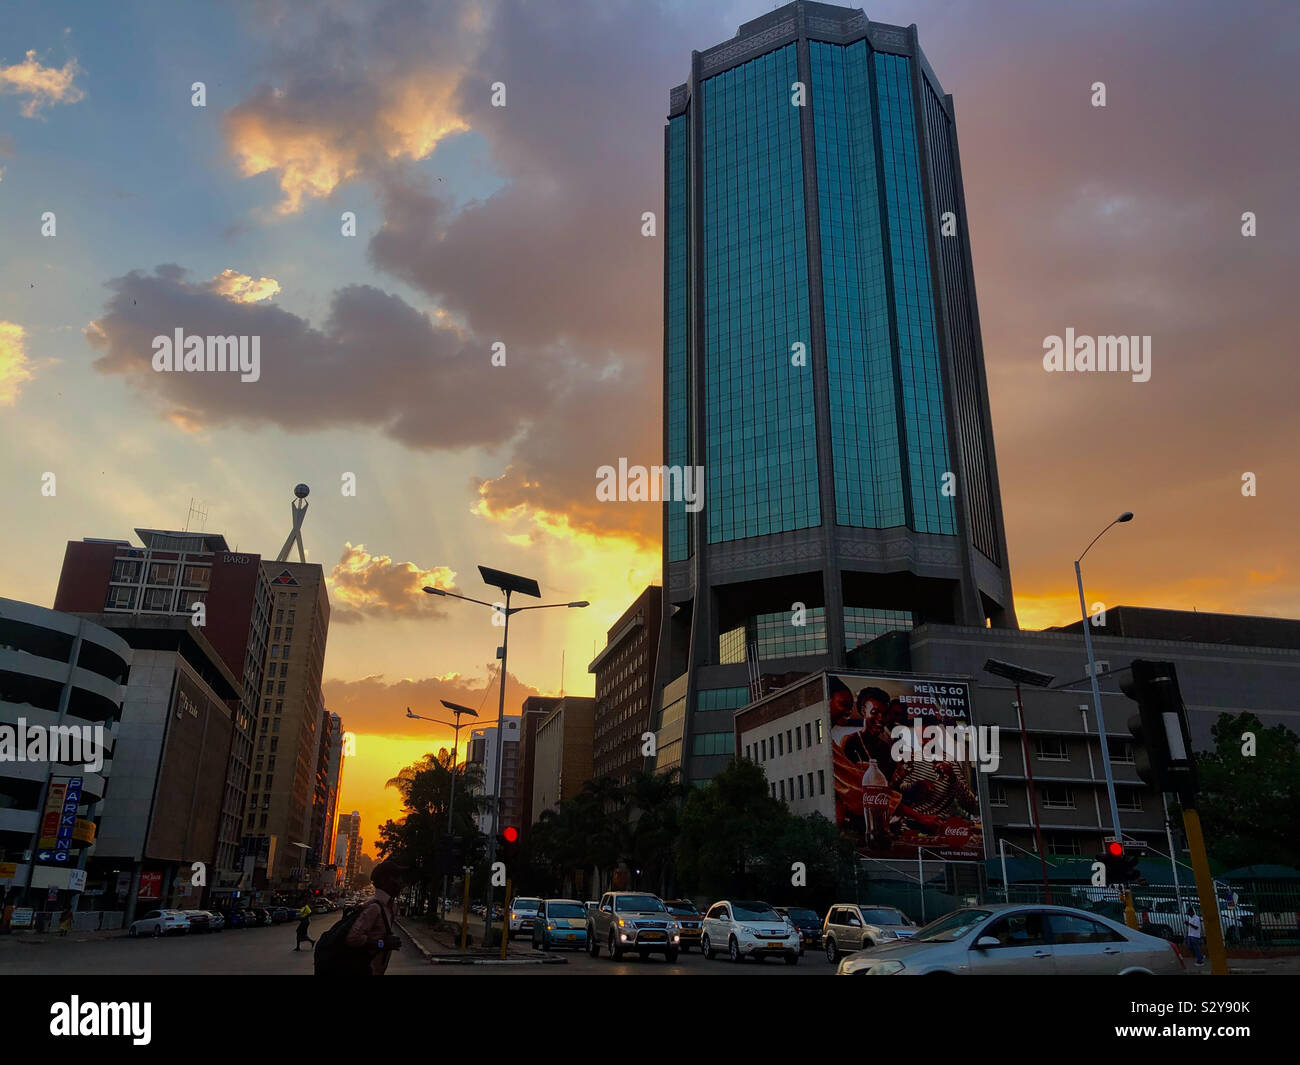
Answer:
top-left (294, 483), bottom-right (311, 499)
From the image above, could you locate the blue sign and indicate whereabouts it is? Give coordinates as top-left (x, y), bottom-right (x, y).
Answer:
top-left (56, 777), bottom-right (82, 849)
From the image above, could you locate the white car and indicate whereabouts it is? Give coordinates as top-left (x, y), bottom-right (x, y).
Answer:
top-left (128, 909), bottom-right (190, 937)
top-left (508, 897), bottom-right (542, 938)
top-left (701, 899), bottom-right (801, 964)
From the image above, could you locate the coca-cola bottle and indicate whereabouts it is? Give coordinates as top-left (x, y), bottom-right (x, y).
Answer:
top-left (861, 758), bottom-right (890, 847)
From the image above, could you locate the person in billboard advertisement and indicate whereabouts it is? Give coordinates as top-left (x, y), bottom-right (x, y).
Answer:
top-left (830, 674), bottom-right (982, 860)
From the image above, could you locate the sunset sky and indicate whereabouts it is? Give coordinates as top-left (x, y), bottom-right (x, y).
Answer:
top-left (2, 0), bottom-right (1296, 850)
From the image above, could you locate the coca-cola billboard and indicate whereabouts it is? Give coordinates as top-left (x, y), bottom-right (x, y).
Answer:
top-left (827, 673), bottom-right (982, 861)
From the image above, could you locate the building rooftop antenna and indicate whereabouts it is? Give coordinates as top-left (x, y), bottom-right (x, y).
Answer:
top-left (276, 483), bottom-right (311, 562)
top-left (183, 498), bottom-right (209, 533)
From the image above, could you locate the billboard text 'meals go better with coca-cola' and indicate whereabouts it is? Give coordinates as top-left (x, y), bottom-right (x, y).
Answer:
top-left (828, 673), bottom-right (982, 861)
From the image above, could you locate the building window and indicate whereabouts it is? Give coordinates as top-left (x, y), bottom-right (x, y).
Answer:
top-left (786, 728), bottom-right (793, 752)
top-left (106, 586), bottom-right (137, 610)
top-left (111, 560), bottom-right (140, 582)
top-left (806, 722), bottom-right (813, 747)
top-left (798, 775), bottom-right (804, 799)
top-left (816, 720), bottom-right (823, 744)
top-left (777, 733), bottom-right (783, 756)
top-left (182, 565), bottom-right (210, 589)
top-left (760, 739), bottom-right (766, 761)
top-left (1108, 739), bottom-right (1135, 765)
top-left (1035, 737), bottom-right (1069, 762)
top-left (277, 682), bottom-right (285, 696)
top-left (148, 563), bottom-right (177, 584)
top-left (796, 728), bottom-right (802, 751)
top-left (271, 646), bottom-right (280, 658)
top-left (988, 781), bottom-right (1008, 807)
top-left (779, 779), bottom-right (786, 800)
top-left (1117, 789), bottom-right (1143, 812)
top-left (818, 770), bottom-right (825, 796)
top-left (807, 771), bottom-right (814, 796)
top-left (1040, 784), bottom-right (1075, 809)
top-left (142, 588), bottom-right (173, 612)
top-left (1047, 835), bottom-right (1082, 856)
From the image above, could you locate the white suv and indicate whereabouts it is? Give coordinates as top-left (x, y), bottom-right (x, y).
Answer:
top-left (701, 900), bottom-right (800, 964)
top-left (508, 897), bottom-right (542, 938)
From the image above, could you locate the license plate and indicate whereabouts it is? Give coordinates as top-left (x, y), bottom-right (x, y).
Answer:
top-left (766, 942), bottom-right (783, 949)
top-left (640, 931), bottom-right (663, 940)
top-left (566, 934), bottom-right (576, 940)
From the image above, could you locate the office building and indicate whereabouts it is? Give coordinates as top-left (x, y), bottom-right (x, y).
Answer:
top-left (467, 717), bottom-right (521, 835)
top-left (530, 697), bottom-right (597, 819)
top-left (588, 587), bottom-right (661, 785)
top-left (335, 810), bottom-right (361, 889)
top-left (658, 2), bottom-right (1016, 785)
top-left (518, 696), bottom-right (562, 833)
top-left (310, 710), bottom-right (344, 888)
top-left (245, 559), bottom-right (330, 889)
top-left (52, 529), bottom-right (270, 898)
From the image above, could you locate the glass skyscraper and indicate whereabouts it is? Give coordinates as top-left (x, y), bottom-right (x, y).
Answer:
top-left (658, 2), bottom-right (1017, 783)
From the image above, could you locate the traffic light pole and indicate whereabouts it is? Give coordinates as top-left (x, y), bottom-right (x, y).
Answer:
top-left (1013, 683), bottom-right (1052, 904)
top-left (1182, 806), bottom-right (1229, 975)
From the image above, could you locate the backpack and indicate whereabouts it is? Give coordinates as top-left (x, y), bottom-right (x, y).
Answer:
top-left (313, 901), bottom-right (389, 976)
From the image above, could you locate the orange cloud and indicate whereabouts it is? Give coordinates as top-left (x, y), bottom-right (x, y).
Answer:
top-left (0, 50), bottom-right (84, 117)
top-left (208, 269), bottom-right (280, 303)
top-left (0, 321), bottom-right (34, 405)
top-left (327, 542), bottom-right (456, 622)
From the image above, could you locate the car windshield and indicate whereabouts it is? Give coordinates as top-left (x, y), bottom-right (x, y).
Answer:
top-left (911, 909), bottom-right (992, 943)
top-left (732, 902), bottom-right (779, 921)
top-left (548, 903), bottom-right (585, 919)
top-left (512, 899), bottom-right (540, 911)
top-left (860, 908), bottom-right (908, 925)
top-left (665, 903), bottom-right (699, 916)
top-left (615, 896), bottom-right (664, 913)
top-left (785, 908), bottom-right (819, 922)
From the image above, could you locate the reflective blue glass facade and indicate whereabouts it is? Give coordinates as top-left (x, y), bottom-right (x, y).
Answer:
top-left (665, 114), bottom-right (692, 562)
top-left (812, 39), bottom-right (906, 530)
top-left (702, 44), bottom-right (820, 544)
top-left (873, 51), bottom-right (956, 535)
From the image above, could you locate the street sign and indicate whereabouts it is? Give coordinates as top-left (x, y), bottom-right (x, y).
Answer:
top-left (0, 862), bottom-right (17, 882)
top-left (68, 869), bottom-right (87, 893)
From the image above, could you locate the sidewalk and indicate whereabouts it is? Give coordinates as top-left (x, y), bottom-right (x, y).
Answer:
top-left (396, 911), bottom-right (562, 965)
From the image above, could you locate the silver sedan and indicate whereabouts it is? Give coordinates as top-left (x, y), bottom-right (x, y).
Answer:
top-left (836, 904), bottom-right (1186, 975)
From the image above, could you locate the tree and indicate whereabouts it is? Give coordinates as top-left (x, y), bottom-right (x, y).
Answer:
top-left (1191, 712), bottom-right (1300, 868)
top-left (677, 759), bottom-right (785, 898)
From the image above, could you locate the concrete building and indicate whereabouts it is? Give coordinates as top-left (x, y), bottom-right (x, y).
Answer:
top-left (589, 587), bottom-right (661, 786)
top-left (734, 607), bottom-right (1300, 878)
top-left (530, 697), bottom-right (597, 819)
top-left (658, 2), bottom-right (1017, 786)
top-left (467, 717), bottom-right (521, 836)
top-left (71, 614), bottom-right (243, 920)
top-left (517, 696), bottom-right (561, 834)
top-left (52, 529), bottom-right (271, 898)
top-left (310, 710), bottom-right (344, 888)
top-left (0, 598), bottom-right (131, 924)
top-left (335, 810), bottom-right (361, 889)
top-left (246, 559), bottom-right (330, 889)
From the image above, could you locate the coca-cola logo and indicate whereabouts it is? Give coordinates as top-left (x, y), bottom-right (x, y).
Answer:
top-left (863, 793), bottom-right (891, 807)
top-left (943, 824), bottom-right (971, 840)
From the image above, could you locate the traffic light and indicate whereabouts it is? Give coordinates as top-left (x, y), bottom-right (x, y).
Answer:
top-left (464, 833), bottom-right (486, 865)
top-left (1121, 659), bottom-right (1198, 803)
top-left (1099, 840), bottom-right (1141, 885)
top-left (498, 826), bottom-right (519, 863)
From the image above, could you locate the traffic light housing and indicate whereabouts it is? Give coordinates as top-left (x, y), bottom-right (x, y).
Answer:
top-left (1121, 659), bottom-right (1198, 804)
top-left (498, 825), bottom-right (519, 864)
top-left (1099, 840), bottom-right (1142, 885)
top-left (464, 833), bottom-right (486, 865)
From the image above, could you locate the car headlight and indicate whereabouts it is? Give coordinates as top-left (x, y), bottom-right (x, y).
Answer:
top-left (617, 918), bottom-right (628, 927)
top-left (867, 960), bottom-right (905, 974)
top-left (738, 925), bottom-right (757, 935)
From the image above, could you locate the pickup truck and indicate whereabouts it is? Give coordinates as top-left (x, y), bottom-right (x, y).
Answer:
top-left (586, 891), bottom-right (681, 962)
top-left (1136, 897), bottom-right (1254, 943)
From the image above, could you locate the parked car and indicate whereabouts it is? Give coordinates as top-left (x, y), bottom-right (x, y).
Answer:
top-left (508, 897), bottom-right (542, 939)
top-left (249, 907), bottom-right (273, 926)
top-left (823, 903), bottom-right (916, 961)
top-left (270, 906), bottom-right (293, 924)
top-left (1136, 897), bottom-right (1254, 944)
top-left (701, 899), bottom-right (800, 964)
top-left (587, 892), bottom-right (681, 961)
top-left (776, 906), bottom-right (823, 954)
top-left (531, 898), bottom-right (589, 951)
top-left (205, 910), bottom-right (225, 932)
top-left (128, 909), bottom-right (190, 938)
top-left (215, 908), bottom-right (246, 929)
top-left (663, 899), bottom-right (703, 952)
top-left (835, 904), bottom-right (1186, 975)
top-left (182, 910), bottom-right (212, 933)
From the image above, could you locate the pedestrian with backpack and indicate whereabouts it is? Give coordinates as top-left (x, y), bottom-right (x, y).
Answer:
top-left (314, 860), bottom-right (406, 975)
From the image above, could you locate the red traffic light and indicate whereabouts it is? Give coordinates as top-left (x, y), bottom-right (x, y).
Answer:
top-left (502, 826), bottom-right (519, 843)
top-left (1106, 841), bottom-right (1124, 858)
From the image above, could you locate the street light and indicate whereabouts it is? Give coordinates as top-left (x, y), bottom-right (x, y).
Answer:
top-left (423, 568), bottom-right (587, 943)
top-left (1074, 511), bottom-right (1133, 850)
top-left (984, 659), bottom-right (1055, 903)
top-left (405, 702), bottom-right (478, 920)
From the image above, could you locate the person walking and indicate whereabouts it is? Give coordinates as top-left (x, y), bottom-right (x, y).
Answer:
top-left (1185, 906), bottom-right (1204, 965)
top-left (294, 902), bottom-right (315, 951)
top-left (344, 860), bottom-right (406, 974)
